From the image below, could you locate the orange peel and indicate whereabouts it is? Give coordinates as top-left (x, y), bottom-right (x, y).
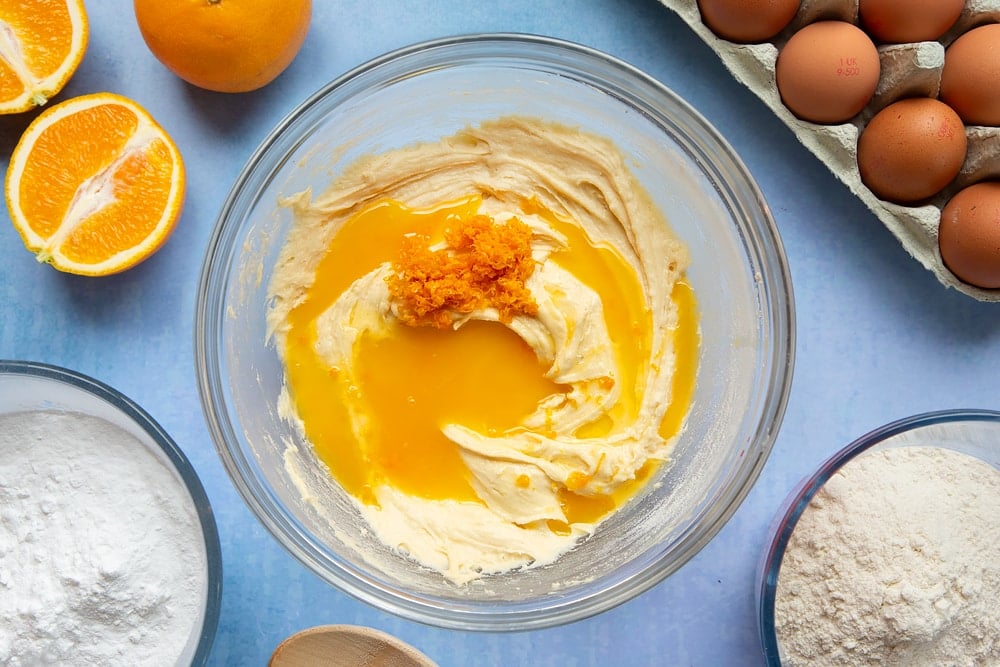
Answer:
top-left (133, 0), bottom-right (311, 93)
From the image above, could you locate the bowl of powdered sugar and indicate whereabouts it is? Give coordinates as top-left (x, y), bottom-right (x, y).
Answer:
top-left (757, 409), bottom-right (1000, 666)
top-left (0, 360), bottom-right (221, 666)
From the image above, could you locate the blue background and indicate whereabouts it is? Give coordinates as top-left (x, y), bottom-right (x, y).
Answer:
top-left (1, 2), bottom-right (997, 665)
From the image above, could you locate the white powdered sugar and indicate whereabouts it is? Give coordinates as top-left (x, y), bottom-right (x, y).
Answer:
top-left (0, 410), bottom-right (208, 666)
top-left (775, 446), bottom-right (1000, 666)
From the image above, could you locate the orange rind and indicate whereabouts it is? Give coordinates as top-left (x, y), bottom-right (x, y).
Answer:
top-left (133, 0), bottom-right (311, 93)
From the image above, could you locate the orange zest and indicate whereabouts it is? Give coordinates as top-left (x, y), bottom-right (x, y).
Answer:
top-left (5, 92), bottom-right (185, 276)
top-left (133, 0), bottom-right (311, 93)
top-left (0, 0), bottom-right (89, 114)
top-left (387, 214), bottom-right (539, 328)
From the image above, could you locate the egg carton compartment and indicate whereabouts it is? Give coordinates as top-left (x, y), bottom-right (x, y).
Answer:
top-left (659, 0), bottom-right (1000, 302)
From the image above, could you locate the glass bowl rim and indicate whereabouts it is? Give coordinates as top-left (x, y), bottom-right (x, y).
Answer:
top-left (0, 358), bottom-right (223, 665)
top-left (756, 408), bottom-right (1000, 664)
top-left (195, 32), bottom-right (795, 631)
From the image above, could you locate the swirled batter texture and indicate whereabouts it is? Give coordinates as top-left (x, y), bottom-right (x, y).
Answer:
top-left (267, 117), bottom-right (697, 583)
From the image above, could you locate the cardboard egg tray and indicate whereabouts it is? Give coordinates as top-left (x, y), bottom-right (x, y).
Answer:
top-left (658, 0), bottom-right (1000, 302)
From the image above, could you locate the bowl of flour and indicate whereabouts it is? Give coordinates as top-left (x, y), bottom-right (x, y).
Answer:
top-left (0, 360), bottom-right (222, 666)
top-left (757, 410), bottom-right (1000, 666)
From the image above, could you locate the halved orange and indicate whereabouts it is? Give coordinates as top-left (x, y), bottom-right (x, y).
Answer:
top-left (5, 92), bottom-right (186, 276)
top-left (0, 0), bottom-right (89, 114)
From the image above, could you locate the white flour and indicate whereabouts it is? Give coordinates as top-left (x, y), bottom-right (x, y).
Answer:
top-left (774, 446), bottom-right (1000, 666)
top-left (0, 410), bottom-right (208, 666)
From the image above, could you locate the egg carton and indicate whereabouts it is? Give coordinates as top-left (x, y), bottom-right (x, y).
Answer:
top-left (658, 0), bottom-right (1000, 302)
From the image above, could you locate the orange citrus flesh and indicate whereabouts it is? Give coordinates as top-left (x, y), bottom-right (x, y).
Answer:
top-left (5, 92), bottom-right (185, 275)
top-left (0, 0), bottom-right (88, 114)
top-left (283, 195), bottom-right (699, 525)
top-left (133, 0), bottom-right (311, 93)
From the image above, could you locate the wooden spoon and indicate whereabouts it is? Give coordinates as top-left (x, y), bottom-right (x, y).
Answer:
top-left (269, 624), bottom-right (438, 667)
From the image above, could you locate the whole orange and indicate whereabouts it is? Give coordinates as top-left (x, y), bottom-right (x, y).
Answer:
top-left (133, 0), bottom-right (311, 93)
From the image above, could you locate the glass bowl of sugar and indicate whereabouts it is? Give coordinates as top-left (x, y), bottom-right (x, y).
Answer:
top-left (0, 360), bottom-right (222, 666)
top-left (757, 409), bottom-right (1000, 666)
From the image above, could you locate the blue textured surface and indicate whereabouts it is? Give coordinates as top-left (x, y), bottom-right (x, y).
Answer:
top-left (1, 2), bottom-right (997, 665)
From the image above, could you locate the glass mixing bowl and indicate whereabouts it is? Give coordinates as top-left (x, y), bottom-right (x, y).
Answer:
top-left (757, 410), bottom-right (1000, 664)
top-left (0, 360), bottom-right (222, 665)
top-left (195, 33), bottom-right (794, 630)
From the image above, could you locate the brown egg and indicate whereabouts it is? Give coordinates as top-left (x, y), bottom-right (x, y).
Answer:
top-left (940, 24), bottom-right (1000, 127)
top-left (857, 98), bottom-right (967, 204)
top-left (939, 181), bottom-right (1000, 289)
top-left (698, 0), bottom-right (801, 43)
top-left (858, 0), bottom-right (964, 44)
top-left (776, 21), bottom-right (880, 124)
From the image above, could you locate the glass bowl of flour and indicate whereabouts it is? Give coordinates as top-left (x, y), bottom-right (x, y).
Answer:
top-left (757, 409), bottom-right (1000, 666)
top-left (196, 33), bottom-right (794, 630)
top-left (0, 360), bottom-right (222, 665)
